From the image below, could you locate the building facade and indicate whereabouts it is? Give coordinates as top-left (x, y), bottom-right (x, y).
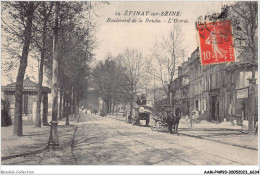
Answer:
top-left (172, 62), bottom-right (189, 116)
top-left (171, 48), bottom-right (258, 125)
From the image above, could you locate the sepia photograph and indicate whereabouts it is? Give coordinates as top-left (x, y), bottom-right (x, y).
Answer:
top-left (1, 1), bottom-right (259, 174)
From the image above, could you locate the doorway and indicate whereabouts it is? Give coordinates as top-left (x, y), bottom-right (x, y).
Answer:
top-left (211, 96), bottom-right (219, 122)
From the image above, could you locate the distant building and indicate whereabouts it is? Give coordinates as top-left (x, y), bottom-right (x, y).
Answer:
top-left (187, 48), bottom-right (205, 119)
top-left (172, 62), bottom-right (189, 116)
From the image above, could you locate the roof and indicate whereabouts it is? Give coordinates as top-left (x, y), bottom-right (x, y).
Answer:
top-left (2, 77), bottom-right (51, 93)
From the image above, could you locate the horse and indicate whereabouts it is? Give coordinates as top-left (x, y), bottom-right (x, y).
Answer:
top-left (165, 107), bottom-right (181, 134)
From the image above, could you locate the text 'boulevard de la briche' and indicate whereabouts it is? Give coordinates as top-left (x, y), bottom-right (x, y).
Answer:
top-left (107, 10), bottom-right (189, 24)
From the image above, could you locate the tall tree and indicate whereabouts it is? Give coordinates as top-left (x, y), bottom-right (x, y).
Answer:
top-left (116, 49), bottom-right (145, 120)
top-left (42, 2), bottom-right (96, 119)
top-left (2, 2), bottom-right (38, 136)
top-left (32, 2), bottom-right (54, 127)
top-left (229, 2), bottom-right (258, 133)
top-left (93, 58), bottom-right (120, 113)
top-left (150, 24), bottom-right (184, 107)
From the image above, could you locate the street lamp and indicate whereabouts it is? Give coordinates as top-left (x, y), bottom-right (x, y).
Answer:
top-left (48, 2), bottom-right (60, 149)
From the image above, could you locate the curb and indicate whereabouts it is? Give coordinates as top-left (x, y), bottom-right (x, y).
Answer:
top-left (180, 132), bottom-right (257, 151)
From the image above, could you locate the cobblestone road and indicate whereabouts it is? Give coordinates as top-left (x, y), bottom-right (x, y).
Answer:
top-left (71, 113), bottom-right (258, 165)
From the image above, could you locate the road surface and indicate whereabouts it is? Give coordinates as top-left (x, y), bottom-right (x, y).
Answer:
top-left (71, 113), bottom-right (258, 165)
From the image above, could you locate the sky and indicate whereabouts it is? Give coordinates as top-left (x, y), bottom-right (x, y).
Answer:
top-left (93, 1), bottom-right (225, 62)
top-left (1, 1), bottom-right (227, 86)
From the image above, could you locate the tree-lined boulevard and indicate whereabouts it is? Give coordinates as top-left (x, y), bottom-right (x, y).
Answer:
top-left (1, 1), bottom-right (258, 167)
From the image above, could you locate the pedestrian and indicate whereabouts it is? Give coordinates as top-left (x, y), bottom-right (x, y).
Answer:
top-left (141, 94), bottom-right (147, 105)
top-left (136, 96), bottom-right (142, 105)
top-left (185, 115), bottom-right (188, 122)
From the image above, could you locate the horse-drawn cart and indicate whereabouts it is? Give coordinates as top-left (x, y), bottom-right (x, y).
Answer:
top-left (151, 107), bottom-right (182, 134)
top-left (132, 105), bottom-right (152, 126)
top-left (151, 111), bottom-right (169, 132)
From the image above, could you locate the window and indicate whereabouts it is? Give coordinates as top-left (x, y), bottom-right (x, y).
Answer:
top-left (222, 71), bottom-right (225, 87)
top-left (216, 72), bottom-right (219, 88)
top-left (195, 100), bottom-right (199, 111)
top-left (231, 72), bottom-right (235, 84)
top-left (206, 76), bottom-right (209, 90)
top-left (200, 80), bottom-right (202, 94)
top-left (210, 74), bottom-right (213, 89)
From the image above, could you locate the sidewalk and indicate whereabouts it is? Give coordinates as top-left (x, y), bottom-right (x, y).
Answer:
top-left (1, 115), bottom-right (78, 161)
top-left (178, 119), bottom-right (258, 150)
top-left (107, 114), bottom-right (258, 150)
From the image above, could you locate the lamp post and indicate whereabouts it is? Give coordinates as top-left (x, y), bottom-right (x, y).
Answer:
top-left (48, 2), bottom-right (60, 149)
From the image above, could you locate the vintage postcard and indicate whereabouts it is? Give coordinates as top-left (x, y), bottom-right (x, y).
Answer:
top-left (1, 1), bottom-right (259, 174)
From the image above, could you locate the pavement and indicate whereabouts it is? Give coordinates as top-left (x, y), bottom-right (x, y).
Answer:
top-left (106, 113), bottom-right (258, 151)
top-left (1, 114), bottom-right (79, 165)
top-left (72, 113), bottom-right (257, 165)
top-left (1, 112), bottom-right (258, 165)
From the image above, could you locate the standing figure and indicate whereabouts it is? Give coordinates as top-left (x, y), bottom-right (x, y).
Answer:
top-left (136, 96), bottom-right (142, 105)
top-left (141, 94), bottom-right (147, 105)
top-left (206, 23), bottom-right (228, 61)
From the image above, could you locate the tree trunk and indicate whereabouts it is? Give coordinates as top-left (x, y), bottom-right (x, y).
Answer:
top-left (112, 101), bottom-right (115, 114)
top-left (62, 89), bottom-right (66, 118)
top-left (167, 89), bottom-right (171, 107)
top-left (70, 85), bottom-right (74, 115)
top-left (58, 88), bottom-right (63, 120)
top-left (69, 87), bottom-right (72, 116)
top-left (76, 94), bottom-right (78, 114)
top-left (65, 90), bottom-right (70, 125)
top-left (248, 65), bottom-right (256, 134)
top-left (13, 3), bottom-right (35, 136)
top-left (65, 91), bottom-right (70, 125)
top-left (48, 2), bottom-right (59, 147)
top-left (35, 6), bottom-right (48, 127)
top-left (42, 93), bottom-right (49, 126)
top-left (129, 101), bottom-right (133, 123)
top-left (109, 99), bottom-right (112, 114)
top-left (72, 85), bottom-right (75, 115)
top-left (64, 92), bottom-right (68, 119)
top-left (105, 101), bottom-right (109, 114)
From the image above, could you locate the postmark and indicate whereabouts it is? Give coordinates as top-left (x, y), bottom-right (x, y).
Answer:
top-left (197, 20), bottom-right (235, 65)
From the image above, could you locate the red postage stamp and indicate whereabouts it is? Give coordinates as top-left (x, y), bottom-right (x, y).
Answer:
top-left (197, 20), bottom-right (235, 65)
